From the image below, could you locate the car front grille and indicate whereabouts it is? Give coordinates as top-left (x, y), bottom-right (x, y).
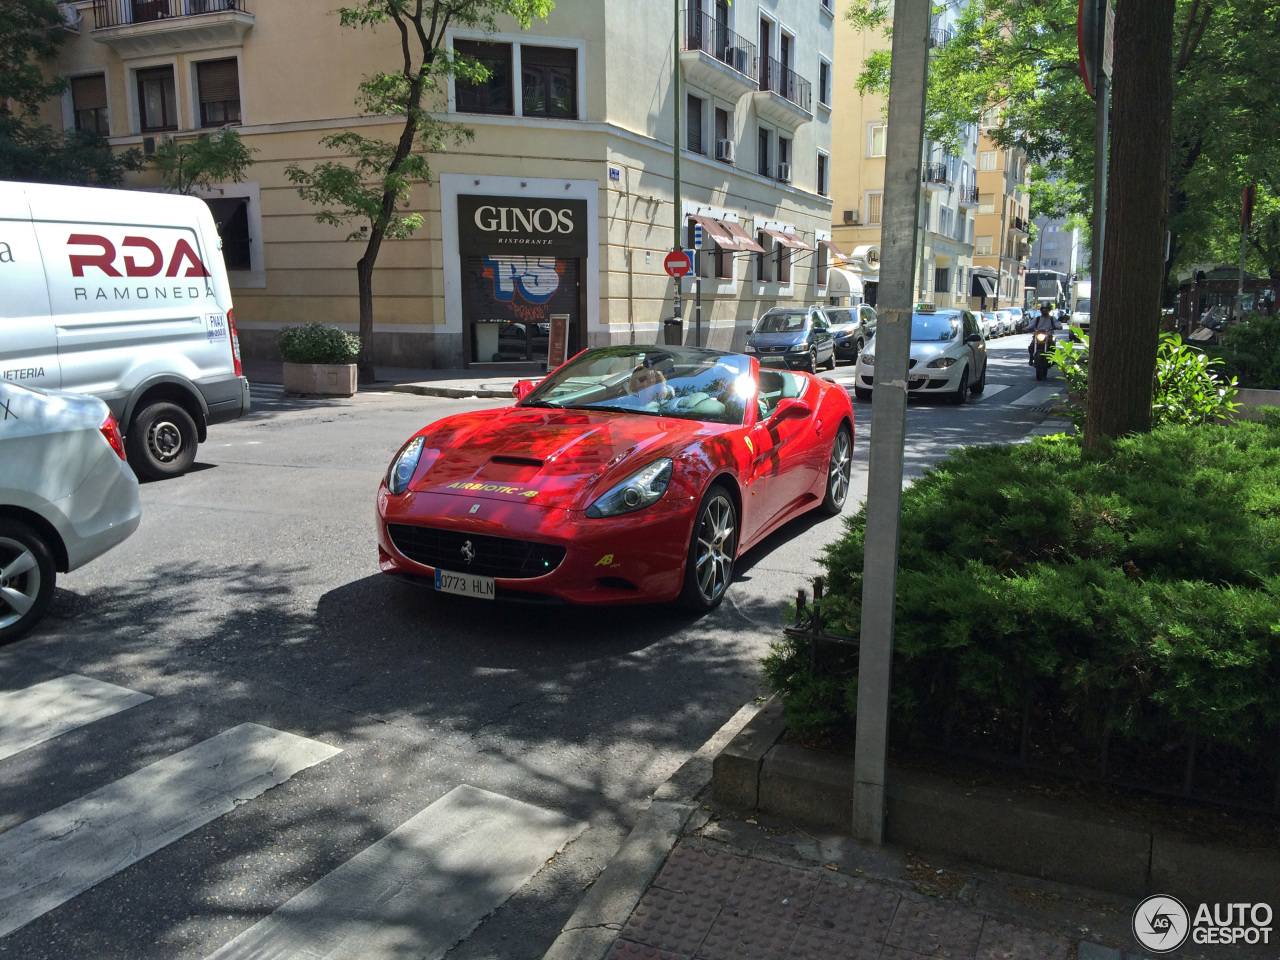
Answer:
top-left (387, 524), bottom-right (566, 579)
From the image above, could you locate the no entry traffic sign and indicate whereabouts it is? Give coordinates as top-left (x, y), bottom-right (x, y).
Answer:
top-left (664, 250), bottom-right (693, 279)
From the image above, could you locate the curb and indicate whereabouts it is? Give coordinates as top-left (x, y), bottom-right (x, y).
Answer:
top-left (385, 383), bottom-right (516, 399)
top-left (541, 700), bottom-right (767, 960)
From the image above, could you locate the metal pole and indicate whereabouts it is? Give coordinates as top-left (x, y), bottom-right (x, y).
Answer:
top-left (1239, 206), bottom-right (1249, 319)
top-left (1089, 0), bottom-right (1110, 325)
top-left (672, 0), bottom-right (683, 326)
top-left (696, 251), bottom-right (703, 347)
top-left (851, 0), bottom-right (930, 846)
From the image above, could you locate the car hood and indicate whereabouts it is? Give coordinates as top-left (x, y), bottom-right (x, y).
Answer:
top-left (747, 331), bottom-right (806, 347)
top-left (829, 323), bottom-right (859, 337)
top-left (860, 338), bottom-right (958, 364)
top-left (407, 406), bottom-right (725, 511)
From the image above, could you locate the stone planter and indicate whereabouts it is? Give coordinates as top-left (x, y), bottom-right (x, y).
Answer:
top-left (1234, 387), bottom-right (1280, 422)
top-left (282, 362), bottom-right (357, 398)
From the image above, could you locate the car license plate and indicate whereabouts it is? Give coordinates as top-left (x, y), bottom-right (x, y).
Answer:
top-left (910, 373), bottom-right (928, 383)
top-left (434, 568), bottom-right (496, 600)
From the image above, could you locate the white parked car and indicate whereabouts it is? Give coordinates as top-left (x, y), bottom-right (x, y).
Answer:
top-left (1, 180), bottom-right (249, 480)
top-left (854, 307), bottom-right (988, 404)
top-left (0, 382), bottom-right (141, 642)
top-left (992, 310), bottom-right (1013, 336)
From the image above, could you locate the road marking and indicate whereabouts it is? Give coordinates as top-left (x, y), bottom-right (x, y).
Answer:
top-left (205, 784), bottom-right (585, 960)
top-left (971, 384), bottom-right (1011, 402)
top-left (1010, 385), bottom-right (1065, 407)
top-left (0, 723), bottom-right (341, 939)
top-left (0, 675), bottom-right (151, 763)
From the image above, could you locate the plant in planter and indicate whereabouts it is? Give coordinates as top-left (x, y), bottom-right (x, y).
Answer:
top-left (278, 322), bottom-right (362, 397)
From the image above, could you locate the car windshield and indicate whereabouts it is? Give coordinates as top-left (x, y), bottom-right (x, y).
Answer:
top-left (1075, 299), bottom-right (1091, 313)
top-left (753, 312), bottom-right (808, 334)
top-left (910, 313), bottom-right (960, 342)
top-left (520, 346), bottom-right (752, 425)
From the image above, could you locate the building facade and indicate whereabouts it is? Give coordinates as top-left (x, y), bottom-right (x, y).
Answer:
top-left (969, 126), bottom-right (1031, 311)
top-left (43, 0), bottom-right (835, 369)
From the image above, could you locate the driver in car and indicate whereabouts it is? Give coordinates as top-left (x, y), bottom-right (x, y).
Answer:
top-left (623, 358), bottom-right (675, 407)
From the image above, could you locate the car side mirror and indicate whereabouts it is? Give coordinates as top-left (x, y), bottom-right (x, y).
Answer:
top-left (512, 380), bottom-right (537, 400)
top-left (774, 397), bottom-right (813, 421)
top-left (965, 333), bottom-right (983, 343)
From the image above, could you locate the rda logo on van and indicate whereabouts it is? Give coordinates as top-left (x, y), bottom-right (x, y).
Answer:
top-left (67, 234), bottom-right (210, 278)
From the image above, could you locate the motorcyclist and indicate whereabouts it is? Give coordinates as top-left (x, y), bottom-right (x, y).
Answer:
top-left (1028, 302), bottom-right (1060, 364)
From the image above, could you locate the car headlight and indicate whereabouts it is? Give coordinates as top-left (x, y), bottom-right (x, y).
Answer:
top-left (788, 342), bottom-right (810, 352)
top-left (743, 344), bottom-right (756, 352)
top-left (586, 459), bottom-right (673, 519)
top-left (386, 436), bottom-right (425, 494)
top-left (926, 356), bottom-right (957, 368)
top-left (861, 353), bottom-right (874, 366)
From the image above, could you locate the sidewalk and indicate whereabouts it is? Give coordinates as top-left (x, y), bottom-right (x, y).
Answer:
top-left (241, 359), bottom-right (524, 399)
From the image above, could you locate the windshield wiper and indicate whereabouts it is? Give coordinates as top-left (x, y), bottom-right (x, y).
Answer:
top-left (520, 399), bottom-right (563, 409)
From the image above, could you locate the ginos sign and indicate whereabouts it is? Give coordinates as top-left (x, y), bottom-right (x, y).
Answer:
top-left (473, 205), bottom-right (575, 235)
top-left (68, 233), bottom-right (210, 278)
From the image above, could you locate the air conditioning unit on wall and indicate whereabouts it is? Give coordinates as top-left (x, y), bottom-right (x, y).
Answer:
top-left (777, 162), bottom-right (792, 183)
top-left (715, 139), bottom-right (736, 163)
top-left (843, 209), bottom-right (860, 224)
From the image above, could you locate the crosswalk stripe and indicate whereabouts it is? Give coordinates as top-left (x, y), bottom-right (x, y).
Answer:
top-left (0, 675), bottom-right (152, 763)
top-left (205, 784), bottom-right (585, 960)
top-left (0, 723), bottom-right (341, 939)
top-left (1010, 385), bottom-right (1065, 407)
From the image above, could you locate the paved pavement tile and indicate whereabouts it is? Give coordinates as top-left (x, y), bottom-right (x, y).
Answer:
top-left (608, 939), bottom-right (692, 960)
top-left (803, 878), bottom-right (901, 944)
top-left (723, 859), bottom-right (820, 924)
top-left (620, 887), bottom-right (723, 957)
top-left (699, 911), bottom-right (800, 960)
top-left (885, 898), bottom-right (985, 958)
top-left (879, 946), bottom-right (931, 960)
top-left (652, 844), bottom-right (746, 899)
top-left (787, 924), bottom-right (884, 960)
top-left (976, 918), bottom-right (1074, 960)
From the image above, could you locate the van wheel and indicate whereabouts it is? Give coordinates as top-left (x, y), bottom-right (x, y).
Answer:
top-left (127, 401), bottom-right (198, 480)
top-left (0, 520), bottom-right (56, 645)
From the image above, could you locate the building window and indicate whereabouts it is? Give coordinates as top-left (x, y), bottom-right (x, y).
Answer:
top-left (816, 241), bottom-right (828, 286)
top-left (979, 150), bottom-right (997, 171)
top-left (71, 75), bottom-right (109, 135)
top-left (713, 107), bottom-right (730, 158)
top-left (757, 231), bottom-right (772, 282)
top-left (777, 241), bottom-right (791, 284)
top-left (205, 197), bottom-right (251, 271)
top-left (817, 152), bottom-right (829, 196)
top-left (975, 235), bottom-right (993, 255)
top-left (687, 94), bottom-right (704, 154)
top-left (137, 66), bottom-right (177, 133)
top-left (757, 127), bottom-right (770, 177)
top-left (934, 267), bottom-right (950, 294)
top-left (778, 135), bottom-right (790, 179)
top-left (454, 40), bottom-right (513, 115)
top-left (866, 190), bottom-right (883, 225)
top-left (521, 45), bottom-right (577, 119)
top-left (978, 192), bottom-right (995, 214)
top-left (818, 60), bottom-right (831, 106)
top-left (939, 206), bottom-right (952, 236)
top-left (196, 59), bottom-right (240, 127)
top-left (715, 242), bottom-right (733, 280)
top-left (867, 122), bottom-right (886, 158)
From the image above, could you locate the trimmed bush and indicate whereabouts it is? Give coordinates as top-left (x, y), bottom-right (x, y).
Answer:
top-left (763, 420), bottom-right (1280, 770)
top-left (278, 322), bottom-right (360, 365)
top-left (1204, 311), bottom-right (1280, 390)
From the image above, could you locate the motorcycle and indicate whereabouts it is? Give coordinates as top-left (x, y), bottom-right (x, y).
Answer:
top-left (1032, 330), bottom-right (1053, 380)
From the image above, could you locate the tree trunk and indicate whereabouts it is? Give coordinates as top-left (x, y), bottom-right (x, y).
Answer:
top-left (356, 256), bottom-right (376, 383)
top-left (1083, 0), bottom-right (1177, 451)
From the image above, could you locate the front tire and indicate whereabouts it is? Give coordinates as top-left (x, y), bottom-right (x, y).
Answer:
top-left (679, 485), bottom-right (737, 612)
top-left (853, 386), bottom-right (872, 401)
top-left (0, 520), bottom-right (56, 645)
top-left (126, 401), bottom-right (199, 481)
top-left (950, 367), bottom-right (970, 405)
top-left (970, 359), bottom-right (986, 395)
top-left (820, 425), bottom-right (853, 516)
top-left (1035, 357), bottom-right (1049, 381)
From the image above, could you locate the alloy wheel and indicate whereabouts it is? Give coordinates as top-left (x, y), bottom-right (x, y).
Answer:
top-left (0, 537), bottom-right (41, 631)
top-left (828, 430), bottom-right (852, 508)
top-left (695, 494), bottom-right (736, 603)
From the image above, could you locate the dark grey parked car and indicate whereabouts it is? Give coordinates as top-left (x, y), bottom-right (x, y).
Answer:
top-left (825, 304), bottom-right (877, 363)
top-left (743, 307), bottom-right (836, 372)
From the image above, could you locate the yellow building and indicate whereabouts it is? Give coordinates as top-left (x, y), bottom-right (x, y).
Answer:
top-left (43, 0), bottom-right (836, 369)
top-left (971, 127), bottom-right (1032, 311)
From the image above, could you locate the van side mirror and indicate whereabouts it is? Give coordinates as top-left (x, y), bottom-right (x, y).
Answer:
top-left (512, 380), bottom-right (537, 400)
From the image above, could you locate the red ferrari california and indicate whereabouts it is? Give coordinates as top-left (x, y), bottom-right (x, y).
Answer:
top-left (376, 346), bottom-right (854, 610)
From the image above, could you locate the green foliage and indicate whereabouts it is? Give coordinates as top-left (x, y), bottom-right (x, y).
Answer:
top-left (1048, 332), bottom-right (1240, 428)
top-left (763, 422), bottom-right (1280, 755)
top-left (152, 130), bottom-right (256, 196)
top-left (278, 323), bottom-right (362, 365)
top-left (1203, 312), bottom-right (1280, 390)
top-left (0, 0), bottom-right (66, 114)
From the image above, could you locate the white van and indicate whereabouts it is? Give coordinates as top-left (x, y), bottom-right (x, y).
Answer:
top-left (1, 181), bottom-right (249, 480)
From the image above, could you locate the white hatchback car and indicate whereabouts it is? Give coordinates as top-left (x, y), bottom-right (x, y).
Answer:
top-left (854, 307), bottom-right (988, 404)
top-left (0, 382), bottom-right (141, 642)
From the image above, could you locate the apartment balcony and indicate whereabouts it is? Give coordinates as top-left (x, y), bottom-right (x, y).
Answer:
top-left (754, 57), bottom-right (812, 130)
top-left (957, 183), bottom-right (980, 209)
top-left (680, 9), bottom-right (758, 103)
top-left (92, 0), bottom-right (253, 56)
top-left (1010, 215), bottom-right (1029, 234)
top-left (922, 162), bottom-right (951, 193)
top-left (929, 26), bottom-right (955, 48)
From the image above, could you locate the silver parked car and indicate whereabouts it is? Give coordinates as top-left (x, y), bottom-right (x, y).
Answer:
top-left (0, 382), bottom-right (141, 642)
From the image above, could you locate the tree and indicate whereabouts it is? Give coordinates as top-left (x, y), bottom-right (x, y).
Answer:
top-left (153, 130), bottom-right (256, 195)
top-left (0, 0), bottom-right (143, 185)
top-left (286, 0), bottom-right (554, 380)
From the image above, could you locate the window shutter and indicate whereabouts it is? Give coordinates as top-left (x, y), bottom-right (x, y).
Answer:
top-left (72, 75), bottom-right (107, 111)
top-left (197, 59), bottom-right (240, 103)
top-left (687, 95), bottom-right (703, 154)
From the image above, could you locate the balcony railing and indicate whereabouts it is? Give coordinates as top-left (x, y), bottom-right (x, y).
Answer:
top-left (922, 162), bottom-right (951, 187)
top-left (958, 183), bottom-right (980, 205)
top-left (1011, 215), bottom-right (1028, 233)
top-left (759, 56), bottom-right (812, 112)
top-left (93, 0), bottom-right (248, 29)
top-left (684, 9), bottom-right (758, 82)
top-left (929, 26), bottom-right (955, 48)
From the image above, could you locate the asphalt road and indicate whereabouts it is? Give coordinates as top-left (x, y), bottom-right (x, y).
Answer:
top-left (0, 335), bottom-right (1060, 960)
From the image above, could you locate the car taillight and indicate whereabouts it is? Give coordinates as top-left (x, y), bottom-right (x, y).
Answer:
top-left (227, 307), bottom-right (243, 377)
top-left (100, 413), bottom-right (127, 460)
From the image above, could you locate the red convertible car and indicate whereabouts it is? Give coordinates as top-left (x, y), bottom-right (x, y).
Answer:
top-left (376, 346), bottom-right (854, 610)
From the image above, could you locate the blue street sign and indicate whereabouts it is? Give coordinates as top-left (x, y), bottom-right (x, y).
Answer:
top-left (693, 223), bottom-right (704, 249)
